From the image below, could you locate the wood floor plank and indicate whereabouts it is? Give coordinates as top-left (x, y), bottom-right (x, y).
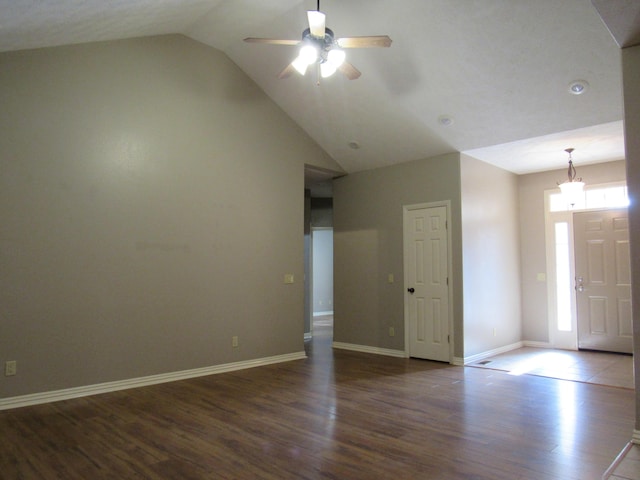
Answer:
top-left (0, 327), bottom-right (634, 479)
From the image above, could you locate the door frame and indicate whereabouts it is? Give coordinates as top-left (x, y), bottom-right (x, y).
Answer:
top-left (544, 182), bottom-right (629, 350)
top-left (403, 200), bottom-right (454, 362)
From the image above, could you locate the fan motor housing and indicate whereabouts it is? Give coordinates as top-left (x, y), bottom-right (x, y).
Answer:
top-left (301, 27), bottom-right (336, 62)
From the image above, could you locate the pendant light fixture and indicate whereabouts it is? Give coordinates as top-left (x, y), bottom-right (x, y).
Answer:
top-left (557, 147), bottom-right (585, 207)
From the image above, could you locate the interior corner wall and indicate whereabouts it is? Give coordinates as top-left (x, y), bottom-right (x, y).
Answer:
top-left (0, 34), bottom-right (343, 398)
top-left (460, 155), bottom-right (521, 358)
top-left (620, 44), bottom-right (640, 431)
top-left (332, 152), bottom-right (463, 357)
top-left (517, 160), bottom-right (627, 343)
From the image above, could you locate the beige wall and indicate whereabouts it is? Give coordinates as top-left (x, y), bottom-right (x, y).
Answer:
top-left (621, 45), bottom-right (640, 432)
top-left (333, 153), bottom-right (463, 357)
top-left (518, 160), bottom-right (627, 343)
top-left (0, 35), bottom-right (343, 398)
top-left (460, 155), bottom-right (521, 358)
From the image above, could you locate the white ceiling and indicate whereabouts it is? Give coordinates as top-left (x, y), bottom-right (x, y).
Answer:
top-left (0, 0), bottom-right (635, 176)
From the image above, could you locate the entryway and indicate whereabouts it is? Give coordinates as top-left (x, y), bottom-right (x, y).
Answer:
top-left (546, 183), bottom-right (631, 353)
top-left (468, 347), bottom-right (633, 389)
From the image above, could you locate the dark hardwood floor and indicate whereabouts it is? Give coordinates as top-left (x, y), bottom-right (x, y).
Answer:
top-left (0, 318), bottom-right (634, 479)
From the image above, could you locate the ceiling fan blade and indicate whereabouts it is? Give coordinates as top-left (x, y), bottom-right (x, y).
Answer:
top-left (337, 36), bottom-right (392, 48)
top-left (244, 38), bottom-right (300, 46)
top-left (278, 62), bottom-right (297, 79)
top-left (338, 61), bottom-right (361, 80)
top-left (307, 10), bottom-right (326, 38)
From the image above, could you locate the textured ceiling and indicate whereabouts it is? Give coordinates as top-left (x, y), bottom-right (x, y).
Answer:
top-left (0, 0), bottom-right (632, 176)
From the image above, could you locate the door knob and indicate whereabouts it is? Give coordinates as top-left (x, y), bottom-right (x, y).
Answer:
top-left (407, 288), bottom-right (415, 294)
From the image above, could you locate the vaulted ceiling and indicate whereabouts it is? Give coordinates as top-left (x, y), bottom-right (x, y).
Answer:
top-left (1, 0), bottom-right (637, 179)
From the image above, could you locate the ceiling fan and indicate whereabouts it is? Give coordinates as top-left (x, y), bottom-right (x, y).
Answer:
top-left (244, 1), bottom-right (392, 81)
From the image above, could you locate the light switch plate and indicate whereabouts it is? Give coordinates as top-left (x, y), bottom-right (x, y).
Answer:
top-left (5, 360), bottom-right (17, 376)
top-left (284, 273), bottom-right (294, 284)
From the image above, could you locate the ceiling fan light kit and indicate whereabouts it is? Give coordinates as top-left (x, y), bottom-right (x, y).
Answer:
top-left (292, 26), bottom-right (346, 78)
top-left (244, 1), bottom-right (391, 82)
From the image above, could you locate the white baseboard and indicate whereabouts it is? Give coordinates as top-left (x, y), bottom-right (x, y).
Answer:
top-left (523, 341), bottom-right (553, 348)
top-left (462, 341), bottom-right (554, 365)
top-left (0, 351), bottom-right (307, 411)
top-left (603, 442), bottom-right (634, 479)
top-left (332, 342), bottom-right (406, 358)
top-left (313, 311), bottom-right (334, 317)
top-left (462, 341), bottom-right (524, 365)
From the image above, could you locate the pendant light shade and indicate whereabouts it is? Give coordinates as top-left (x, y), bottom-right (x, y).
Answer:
top-left (557, 148), bottom-right (585, 206)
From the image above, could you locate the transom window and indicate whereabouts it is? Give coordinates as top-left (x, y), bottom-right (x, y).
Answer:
top-left (549, 184), bottom-right (629, 212)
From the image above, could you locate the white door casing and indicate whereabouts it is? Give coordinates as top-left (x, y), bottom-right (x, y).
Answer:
top-left (574, 208), bottom-right (632, 353)
top-left (544, 183), bottom-right (631, 350)
top-left (403, 203), bottom-right (452, 362)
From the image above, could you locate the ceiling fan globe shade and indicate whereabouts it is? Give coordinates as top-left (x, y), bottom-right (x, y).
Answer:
top-left (328, 48), bottom-right (346, 67)
top-left (320, 61), bottom-right (337, 78)
top-left (559, 180), bottom-right (585, 206)
top-left (299, 44), bottom-right (319, 65)
top-left (292, 57), bottom-right (309, 75)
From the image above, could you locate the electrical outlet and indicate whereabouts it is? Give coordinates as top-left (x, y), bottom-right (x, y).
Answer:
top-left (389, 327), bottom-right (395, 337)
top-left (5, 360), bottom-right (17, 376)
top-left (493, 328), bottom-right (497, 337)
top-left (232, 336), bottom-right (239, 348)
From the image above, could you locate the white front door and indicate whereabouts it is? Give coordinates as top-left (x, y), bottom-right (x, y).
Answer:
top-left (574, 208), bottom-right (632, 353)
top-left (404, 203), bottom-right (450, 362)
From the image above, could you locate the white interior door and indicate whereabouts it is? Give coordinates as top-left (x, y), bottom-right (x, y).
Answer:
top-left (404, 204), bottom-right (450, 362)
top-left (574, 208), bottom-right (632, 353)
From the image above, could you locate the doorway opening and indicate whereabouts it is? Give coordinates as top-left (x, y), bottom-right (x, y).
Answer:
top-left (311, 227), bottom-right (334, 342)
top-left (303, 164), bottom-right (339, 344)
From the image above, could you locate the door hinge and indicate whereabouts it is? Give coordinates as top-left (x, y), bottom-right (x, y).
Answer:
top-left (446, 277), bottom-right (449, 286)
top-left (447, 335), bottom-right (450, 344)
